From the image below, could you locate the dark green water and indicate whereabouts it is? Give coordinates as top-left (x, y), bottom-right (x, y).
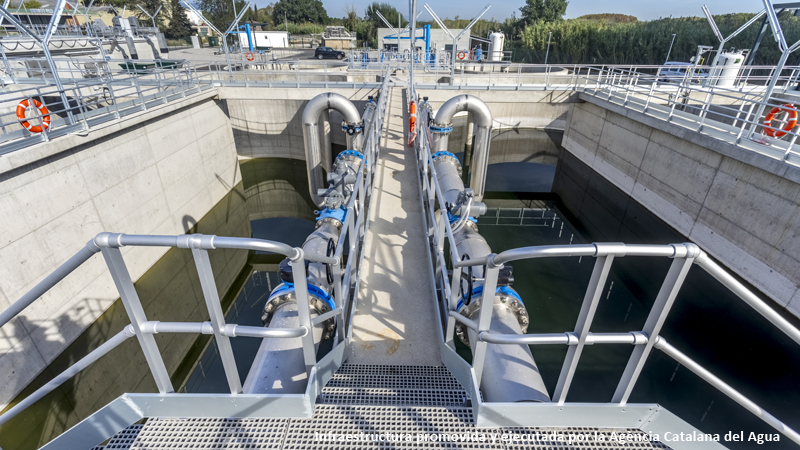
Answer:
top-left (458, 149), bottom-right (800, 449)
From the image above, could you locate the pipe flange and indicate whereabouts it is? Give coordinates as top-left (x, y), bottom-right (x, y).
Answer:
top-left (262, 292), bottom-right (336, 340)
top-left (455, 292), bottom-right (529, 347)
top-left (316, 216), bottom-right (344, 231)
top-left (430, 122), bottom-right (453, 135)
top-left (432, 151), bottom-right (463, 177)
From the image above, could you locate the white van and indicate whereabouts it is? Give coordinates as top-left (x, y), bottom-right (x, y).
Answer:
top-left (657, 62), bottom-right (709, 83)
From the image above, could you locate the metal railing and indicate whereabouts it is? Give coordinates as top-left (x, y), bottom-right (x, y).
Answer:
top-left (581, 65), bottom-right (800, 164)
top-left (3, 54), bottom-right (800, 170)
top-left (0, 65), bottom-right (392, 430)
top-left (413, 97), bottom-right (800, 445)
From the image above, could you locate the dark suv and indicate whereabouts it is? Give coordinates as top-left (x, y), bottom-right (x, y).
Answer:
top-left (315, 46), bottom-right (346, 60)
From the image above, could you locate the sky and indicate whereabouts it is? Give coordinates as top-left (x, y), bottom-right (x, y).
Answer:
top-left (302, 0), bottom-right (762, 22)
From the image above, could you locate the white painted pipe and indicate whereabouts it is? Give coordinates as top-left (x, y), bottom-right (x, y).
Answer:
top-left (302, 93), bottom-right (362, 208)
top-left (431, 94), bottom-right (493, 201)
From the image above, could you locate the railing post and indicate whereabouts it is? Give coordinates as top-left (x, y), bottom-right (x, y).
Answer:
top-left (190, 243), bottom-right (243, 394)
top-left (552, 253), bottom-right (615, 404)
top-left (290, 250), bottom-right (317, 375)
top-left (612, 244), bottom-right (698, 404)
top-left (472, 255), bottom-right (500, 385)
top-left (100, 245), bottom-right (174, 393)
top-left (446, 264), bottom-right (462, 348)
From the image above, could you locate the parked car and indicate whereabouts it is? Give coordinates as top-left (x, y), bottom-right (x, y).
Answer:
top-left (657, 62), bottom-right (708, 83)
top-left (315, 46), bottom-right (346, 60)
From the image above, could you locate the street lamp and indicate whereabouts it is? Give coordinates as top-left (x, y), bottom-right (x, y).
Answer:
top-left (665, 33), bottom-right (676, 64)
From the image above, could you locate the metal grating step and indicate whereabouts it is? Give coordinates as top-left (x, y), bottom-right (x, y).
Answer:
top-left (319, 387), bottom-right (469, 406)
top-left (319, 364), bottom-right (470, 406)
top-left (127, 417), bottom-right (289, 449)
top-left (94, 405), bottom-right (673, 450)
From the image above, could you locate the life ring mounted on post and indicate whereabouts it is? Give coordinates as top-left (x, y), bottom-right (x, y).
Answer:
top-left (457, 51), bottom-right (467, 60)
top-left (16, 98), bottom-right (50, 133)
top-left (408, 100), bottom-right (417, 147)
top-left (246, 52), bottom-right (255, 61)
top-left (763, 104), bottom-right (798, 138)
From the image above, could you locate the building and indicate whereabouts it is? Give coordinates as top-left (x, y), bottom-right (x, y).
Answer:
top-left (377, 26), bottom-right (470, 54)
top-left (322, 26), bottom-right (356, 49)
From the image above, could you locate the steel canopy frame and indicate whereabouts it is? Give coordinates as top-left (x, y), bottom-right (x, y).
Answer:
top-left (701, 5), bottom-right (766, 69)
top-left (746, 0), bottom-right (800, 138)
top-left (424, 3), bottom-right (490, 85)
top-left (136, 4), bottom-right (162, 31)
top-left (0, 0), bottom-right (76, 125)
top-left (180, 0), bottom-right (252, 81)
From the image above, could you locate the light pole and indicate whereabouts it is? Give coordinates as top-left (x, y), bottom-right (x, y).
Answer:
top-left (665, 33), bottom-right (676, 64)
top-left (544, 31), bottom-right (552, 64)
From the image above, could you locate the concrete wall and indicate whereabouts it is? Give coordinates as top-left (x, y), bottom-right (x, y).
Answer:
top-left (221, 87), bottom-right (381, 160)
top-left (0, 92), bottom-right (242, 411)
top-left (223, 88), bottom-right (577, 163)
top-left (562, 93), bottom-right (800, 316)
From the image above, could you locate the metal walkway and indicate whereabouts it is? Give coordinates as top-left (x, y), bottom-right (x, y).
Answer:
top-left (94, 365), bottom-right (673, 450)
top-left (348, 86), bottom-right (442, 365)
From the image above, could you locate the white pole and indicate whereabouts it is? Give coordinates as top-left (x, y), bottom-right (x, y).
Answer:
top-left (665, 33), bottom-right (676, 64)
top-left (544, 31), bottom-right (551, 64)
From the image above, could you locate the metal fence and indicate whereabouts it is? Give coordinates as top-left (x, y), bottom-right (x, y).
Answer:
top-left (3, 55), bottom-right (800, 171)
top-left (413, 96), bottom-right (800, 444)
top-left (0, 66), bottom-right (392, 440)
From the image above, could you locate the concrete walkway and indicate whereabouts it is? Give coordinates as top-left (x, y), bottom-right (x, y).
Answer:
top-left (348, 86), bottom-right (442, 365)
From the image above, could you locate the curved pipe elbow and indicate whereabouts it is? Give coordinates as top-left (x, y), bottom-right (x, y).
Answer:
top-left (302, 92), bottom-right (361, 126)
top-left (303, 93), bottom-right (361, 208)
top-left (433, 94), bottom-right (493, 128)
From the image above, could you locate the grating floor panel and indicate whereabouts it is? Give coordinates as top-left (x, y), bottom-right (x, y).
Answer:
top-left (320, 364), bottom-right (469, 406)
top-left (93, 366), bottom-right (672, 449)
top-left (97, 406), bottom-right (672, 450)
top-left (127, 417), bottom-right (289, 449)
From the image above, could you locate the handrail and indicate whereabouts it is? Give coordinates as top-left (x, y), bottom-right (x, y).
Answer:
top-left (0, 65), bottom-right (394, 429)
top-left (415, 89), bottom-right (800, 444)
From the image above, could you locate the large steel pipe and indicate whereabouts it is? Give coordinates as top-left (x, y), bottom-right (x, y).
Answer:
top-left (302, 93), bottom-right (362, 208)
top-left (433, 152), bottom-right (550, 403)
top-left (432, 94), bottom-right (493, 201)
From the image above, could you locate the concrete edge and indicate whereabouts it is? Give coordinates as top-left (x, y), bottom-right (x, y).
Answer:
top-left (577, 92), bottom-right (800, 183)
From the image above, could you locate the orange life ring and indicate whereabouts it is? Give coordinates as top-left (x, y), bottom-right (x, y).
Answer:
top-left (246, 52), bottom-right (255, 61)
top-left (16, 98), bottom-right (50, 133)
top-left (457, 51), bottom-right (466, 60)
top-left (763, 104), bottom-right (798, 138)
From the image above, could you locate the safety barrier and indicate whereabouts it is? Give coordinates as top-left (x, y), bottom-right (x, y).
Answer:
top-left (412, 90), bottom-right (800, 444)
top-left (0, 66), bottom-right (392, 439)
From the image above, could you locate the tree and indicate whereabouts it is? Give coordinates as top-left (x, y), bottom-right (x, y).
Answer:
top-left (21, 0), bottom-right (41, 9)
top-left (197, 0), bottom-right (248, 33)
top-left (272, 0), bottom-right (329, 25)
top-left (519, 0), bottom-right (568, 25)
top-left (343, 3), bottom-right (358, 31)
top-left (365, 2), bottom-right (406, 29)
top-left (165, 0), bottom-right (193, 38)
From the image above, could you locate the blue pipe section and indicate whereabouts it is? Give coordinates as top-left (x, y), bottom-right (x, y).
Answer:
top-left (245, 23), bottom-right (253, 52)
top-left (457, 285), bottom-right (522, 312)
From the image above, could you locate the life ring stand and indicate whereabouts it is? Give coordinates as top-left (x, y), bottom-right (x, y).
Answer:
top-left (246, 52), bottom-right (255, 61)
top-left (16, 98), bottom-right (50, 133)
top-left (457, 51), bottom-right (467, 60)
top-left (763, 104), bottom-right (798, 138)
